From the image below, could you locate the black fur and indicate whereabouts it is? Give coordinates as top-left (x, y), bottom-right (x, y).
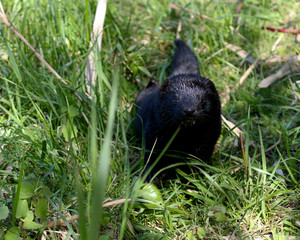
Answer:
top-left (170, 40), bottom-right (199, 76)
top-left (135, 39), bottom-right (221, 176)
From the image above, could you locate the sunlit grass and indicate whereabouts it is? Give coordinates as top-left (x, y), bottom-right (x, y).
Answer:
top-left (0, 0), bottom-right (299, 239)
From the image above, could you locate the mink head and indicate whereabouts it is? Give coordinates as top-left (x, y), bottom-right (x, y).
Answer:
top-left (159, 74), bottom-right (220, 127)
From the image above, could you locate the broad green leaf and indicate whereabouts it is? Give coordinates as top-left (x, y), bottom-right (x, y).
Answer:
top-left (197, 227), bottom-right (206, 238)
top-left (215, 212), bottom-right (226, 222)
top-left (19, 182), bottom-right (34, 199)
top-left (23, 221), bottom-right (43, 229)
top-left (186, 230), bottom-right (194, 240)
top-left (69, 105), bottom-right (80, 117)
top-left (133, 202), bottom-right (162, 209)
top-left (41, 187), bottom-right (52, 199)
top-left (100, 211), bottom-right (110, 227)
top-left (22, 210), bottom-right (34, 222)
top-left (138, 183), bottom-right (163, 203)
top-left (131, 220), bottom-right (155, 232)
top-left (35, 198), bottom-right (48, 219)
top-left (0, 206), bottom-right (9, 220)
top-left (99, 234), bottom-right (112, 240)
top-left (62, 124), bottom-right (78, 141)
top-left (5, 227), bottom-right (20, 240)
top-left (16, 199), bottom-right (29, 218)
top-left (61, 105), bottom-right (79, 117)
top-left (213, 205), bottom-right (226, 213)
top-left (43, 187), bottom-right (53, 198)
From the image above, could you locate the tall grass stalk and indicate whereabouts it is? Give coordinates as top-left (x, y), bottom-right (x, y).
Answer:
top-left (0, 0), bottom-right (299, 239)
top-left (88, 62), bottom-right (119, 240)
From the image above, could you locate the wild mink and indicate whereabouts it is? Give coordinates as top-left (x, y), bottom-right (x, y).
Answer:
top-left (135, 39), bottom-right (221, 177)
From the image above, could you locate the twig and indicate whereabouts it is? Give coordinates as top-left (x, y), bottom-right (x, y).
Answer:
top-left (205, 49), bottom-right (224, 62)
top-left (81, 111), bottom-right (91, 128)
top-left (231, 166), bottom-right (241, 175)
top-left (290, 78), bottom-right (300, 105)
top-left (224, 42), bottom-right (255, 64)
top-left (0, 10), bottom-right (62, 81)
top-left (234, 0), bottom-right (243, 23)
top-left (176, 20), bottom-right (182, 39)
top-left (271, 34), bottom-right (284, 52)
top-left (258, 59), bottom-right (299, 88)
top-left (239, 59), bottom-right (258, 85)
top-left (221, 115), bottom-right (242, 137)
top-left (0, 3), bottom-right (83, 102)
top-left (264, 54), bottom-right (300, 64)
top-left (256, 130), bottom-right (282, 158)
top-left (47, 198), bottom-right (131, 228)
top-left (126, 219), bottom-right (136, 236)
top-left (85, 0), bottom-right (107, 97)
top-left (221, 47), bottom-right (258, 108)
top-left (262, 26), bottom-right (300, 34)
top-left (43, 229), bottom-right (79, 239)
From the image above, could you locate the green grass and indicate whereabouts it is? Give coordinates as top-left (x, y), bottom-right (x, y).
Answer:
top-left (0, 0), bottom-right (299, 239)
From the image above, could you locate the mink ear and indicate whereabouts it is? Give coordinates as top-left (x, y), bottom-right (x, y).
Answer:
top-left (146, 78), bottom-right (159, 88)
top-left (159, 80), bottom-right (168, 94)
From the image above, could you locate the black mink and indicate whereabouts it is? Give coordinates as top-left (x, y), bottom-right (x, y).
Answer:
top-left (135, 39), bottom-right (221, 177)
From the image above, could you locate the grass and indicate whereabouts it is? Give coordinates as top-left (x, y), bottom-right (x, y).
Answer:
top-left (0, 0), bottom-right (299, 239)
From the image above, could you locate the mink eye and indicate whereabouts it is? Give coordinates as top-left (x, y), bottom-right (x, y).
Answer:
top-left (169, 94), bottom-right (179, 104)
top-left (199, 100), bottom-right (208, 111)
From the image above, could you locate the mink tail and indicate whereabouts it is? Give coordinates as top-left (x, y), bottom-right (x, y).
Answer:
top-left (170, 39), bottom-right (200, 76)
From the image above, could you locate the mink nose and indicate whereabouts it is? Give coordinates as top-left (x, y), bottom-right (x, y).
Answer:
top-left (183, 108), bottom-right (195, 115)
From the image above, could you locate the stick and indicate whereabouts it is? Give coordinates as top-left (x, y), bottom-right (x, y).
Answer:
top-left (224, 42), bottom-right (255, 65)
top-left (47, 198), bottom-right (131, 228)
top-left (221, 115), bottom-right (242, 137)
top-left (0, 11), bottom-right (62, 81)
top-left (239, 59), bottom-right (258, 85)
top-left (85, 0), bottom-right (108, 96)
top-left (176, 20), bottom-right (182, 40)
top-left (0, 3), bottom-right (83, 101)
top-left (255, 130), bottom-right (282, 158)
top-left (264, 55), bottom-right (300, 64)
top-left (258, 61), bottom-right (298, 88)
top-left (262, 26), bottom-right (300, 34)
top-left (234, 0), bottom-right (243, 23)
